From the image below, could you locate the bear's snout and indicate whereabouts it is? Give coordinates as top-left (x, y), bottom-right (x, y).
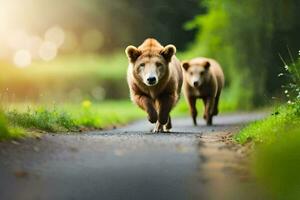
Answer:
top-left (193, 81), bottom-right (200, 87)
top-left (147, 76), bottom-right (157, 85)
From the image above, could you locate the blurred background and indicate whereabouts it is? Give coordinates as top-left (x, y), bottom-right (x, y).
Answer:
top-left (0, 0), bottom-right (300, 107)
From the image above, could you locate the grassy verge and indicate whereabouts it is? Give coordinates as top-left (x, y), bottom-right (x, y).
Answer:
top-left (4, 101), bottom-right (144, 133)
top-left (0, 111), bottom-right (29, 141)
top-left (234, 101), bottom-right (300, 199)
top-left (234, 101), bottom-right (300, 144)
top-left (3, 96), bottom-right (238, 135)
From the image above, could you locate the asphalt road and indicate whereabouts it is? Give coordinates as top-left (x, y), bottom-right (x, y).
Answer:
top-left (0, 113), bottom-right (267, 200)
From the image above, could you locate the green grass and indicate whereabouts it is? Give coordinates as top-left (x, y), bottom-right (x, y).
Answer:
top-left (3, 96), bottom-right (238, 134)
top-left (234, 101), bottom-right (300, 200)
top-left (234, 101), bottom-right (300, 144)
top-left (0, 111), bottom-right (28, 140)
top-left (4, 100), bottom-right (144, 133)
top-left (253, 126), bottom-right (300, 200)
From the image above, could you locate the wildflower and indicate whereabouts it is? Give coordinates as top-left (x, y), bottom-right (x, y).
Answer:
top-left (287, 100), bottom-right (292, 104)
top-left (278, 73), bottom-right (284, 77)
top-left (284, 90), bottom-right (288, 94)
top-left (82, 100), bottom-right (92, 109)
top-left (284, 65), bottom-right (289, 70)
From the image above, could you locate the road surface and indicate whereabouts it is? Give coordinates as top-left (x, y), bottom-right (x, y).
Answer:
top-left (0, 113), bottom-right (268, 200)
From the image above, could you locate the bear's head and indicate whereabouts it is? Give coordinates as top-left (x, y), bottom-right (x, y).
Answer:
top-left (125, 43), bottom-right (176, 86)
top-left (182, 60), bottom-right (211, 88)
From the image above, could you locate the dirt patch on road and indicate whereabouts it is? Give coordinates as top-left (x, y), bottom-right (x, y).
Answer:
top-left (196, 132), bottom-right (266, 200)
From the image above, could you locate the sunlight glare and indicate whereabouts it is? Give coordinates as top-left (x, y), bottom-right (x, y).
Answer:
top-left (7, 30), bottom-right (28, 50)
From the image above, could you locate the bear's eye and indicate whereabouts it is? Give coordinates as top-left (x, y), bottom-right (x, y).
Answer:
top-left (139, 63), bottom-right (145, 68)
top-left (200, 71), bottom-right (205, 76)
top-left (189, 72), bottom-right (193, 75)
top-left (156, 62), bottom-right (163, 68)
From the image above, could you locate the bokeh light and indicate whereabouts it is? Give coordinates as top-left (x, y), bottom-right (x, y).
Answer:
top-left (13, 49), bottom-right (32, 68)
top-left (28, 36), bottom-right (43, 58)
top-left (38, 41), bottom-right (57, 61)
top-left (45, 26), bottom-right (65, 47)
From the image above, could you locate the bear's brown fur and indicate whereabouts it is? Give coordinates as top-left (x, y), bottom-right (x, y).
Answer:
top-left (125, 38), bottom-right (183, 132)
top-left (182, 57), bottom-right (224, 125)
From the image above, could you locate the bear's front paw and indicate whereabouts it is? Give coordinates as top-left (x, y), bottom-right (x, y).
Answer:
top-left (153, 122), bottom-right (164, 133)
top-left (147, 109), bottom-right (158, 123)
top-left (163, 125), bottom-right (171, 132)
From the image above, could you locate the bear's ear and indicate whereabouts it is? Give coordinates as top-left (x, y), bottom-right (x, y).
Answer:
top-left (125, 45), bottom-right (141, 63)
top-left (160, 44), bottom-right (176, 63)
top-left (204, 61), bottom-right (210, 70)
top-left (182, 61), bottom-right (190, 71)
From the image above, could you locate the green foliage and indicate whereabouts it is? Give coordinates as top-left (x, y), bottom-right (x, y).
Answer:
top-left (0, 111), bottom-right (10, 139)
top-left (4, 101), bottom-right (145, 133)
top-left (6, 107), bottom-right (77, 132)
top-left (278, 52), bottom-right (300, 102)
top-left (235, 101), bottom-right (300, 144)
top-left (235, 99), bottom-right (300, 198)
top-left (235, 49), bottom-right (300, 199)
top-left (185, 0), bottom-right (300, 106)
top-left (251, 118), bottom-right (300, 200)
top-left (28, 0), bottom-right (199, 52)
top-left (0, 54), bottom-right (128, 101)
top-left (0, 110), bottom-right (26, 140)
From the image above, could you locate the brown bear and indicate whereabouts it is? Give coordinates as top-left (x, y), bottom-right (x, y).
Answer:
top-left (125, 38), bottom-right (183, 132)
top-left (182, 57), bottom-right (224, 126)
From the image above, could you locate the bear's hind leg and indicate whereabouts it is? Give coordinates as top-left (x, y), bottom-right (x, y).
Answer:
top-left (205, 97), bottom-right (215, 126)
top-left (213, 92), bottom-right (220, 116)
top-left (202, 97), bottom-right (207, 120)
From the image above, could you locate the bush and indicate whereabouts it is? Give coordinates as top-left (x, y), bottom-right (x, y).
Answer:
top-left (185, 0), bottom-right (300, 107)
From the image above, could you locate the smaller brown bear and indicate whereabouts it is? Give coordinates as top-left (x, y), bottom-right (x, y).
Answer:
top-left (182, 57), bottom-right (224, 126)
top-left (125, 38), bottom-right (183, 132)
